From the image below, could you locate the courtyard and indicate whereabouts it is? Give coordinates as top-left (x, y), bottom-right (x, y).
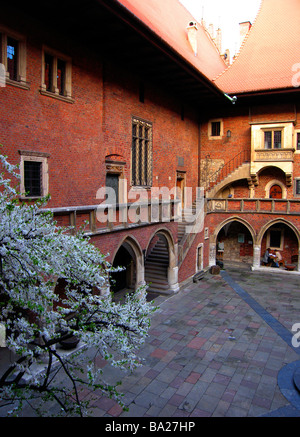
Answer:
top-left (2, 262), bottom-right (300, 418)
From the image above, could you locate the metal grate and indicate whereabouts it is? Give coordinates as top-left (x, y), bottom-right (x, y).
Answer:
top-left (132, 118), bottom-right (152, 186)
top-left (24, 161), bottom-right (42, 197)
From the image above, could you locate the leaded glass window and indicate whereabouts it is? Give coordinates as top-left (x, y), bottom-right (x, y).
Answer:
top-left (132, 118), bottom-right (152, 187)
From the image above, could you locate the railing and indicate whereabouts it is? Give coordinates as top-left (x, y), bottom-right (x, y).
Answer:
top-left (207, 198), bottom-right (300, 215)
top-left (254, 148), bottom-right (295, 162)
top-left (205, 149), bottom-right (250, 191)
top-left (44, 199), bottom-right (181, 235)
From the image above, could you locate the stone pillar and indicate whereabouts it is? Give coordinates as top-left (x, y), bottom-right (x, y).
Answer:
top-left (209, 242), bottom-right (216, 267)
top-left (168, 266), bottom-right (179, 293)
top-left (136, 261), bottom-right (146, 289)
top-left (253, 245), bottom-right (261, 269)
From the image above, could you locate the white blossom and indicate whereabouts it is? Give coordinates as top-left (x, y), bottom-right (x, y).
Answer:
top-left (0, 153), bottom-right (156, 417)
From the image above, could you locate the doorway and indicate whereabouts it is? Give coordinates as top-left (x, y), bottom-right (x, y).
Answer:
top-left (176, 171), bottom-right (186, 209)
top-left (270, 184), bottom-right (282, 199)
top-left (106, 173), bottom-right (119, 204)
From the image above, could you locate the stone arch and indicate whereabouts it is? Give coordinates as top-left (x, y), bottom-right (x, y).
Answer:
top-left (255, 218), bottom-right (300, 271)
top-left (211, 216), bottom-right (256, 243)
top-left (111, 235), bottom-right (145, 292)
top-left (146, 227), bottom-right (176, 266)
top-left (265, 179), bottom-right (287, 199)
top-left (145, 227), bottom-right (179, 294)
top-left (209, 217), bottom-right (256, 267)
top-left (257, 218), bottom-right (300, 247)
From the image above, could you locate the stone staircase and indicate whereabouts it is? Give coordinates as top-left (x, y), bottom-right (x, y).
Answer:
top-left (145, 236), bottom-right (171, 295)
top-left (205, 150), bottom-right (250, 197)
top-left (145, 203), bottom-right (199, 296)
top-left (206, 162), bottom-right (250, 198)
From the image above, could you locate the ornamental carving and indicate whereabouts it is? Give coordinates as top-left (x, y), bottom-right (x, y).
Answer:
top-left (106, 164), bottom-right (124, 174)
top-left (212, 200), bottom-right (226, 211)
top-left (254, 149), bottom-right (294, 162)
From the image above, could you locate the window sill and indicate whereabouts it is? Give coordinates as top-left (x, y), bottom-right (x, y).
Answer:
top-left (130, 186), bottom-right (152, 190)
top-left (40, 89), bottom-right (74, 104)
top-left (6, 79), bottom-right (30, 90)
top-left (19, 195), bottom-right (46, 201)
top-left (208, 136), bottom-right (223, 140)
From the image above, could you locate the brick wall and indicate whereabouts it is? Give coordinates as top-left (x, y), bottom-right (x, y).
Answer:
top-left (0, 19), bottom-right (200, 211)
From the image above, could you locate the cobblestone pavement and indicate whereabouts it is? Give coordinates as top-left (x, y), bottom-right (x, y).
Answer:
top-left (2, 262), bottom-right (300, 418)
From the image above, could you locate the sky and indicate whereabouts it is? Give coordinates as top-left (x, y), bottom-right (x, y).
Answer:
top-left (179, 0), bottom-right (262, 56)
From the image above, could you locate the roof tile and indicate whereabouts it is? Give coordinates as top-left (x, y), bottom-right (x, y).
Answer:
top-left (214, 0), bottom-right (300, 94)
top-left (116, 0), bottom-right (226, 80)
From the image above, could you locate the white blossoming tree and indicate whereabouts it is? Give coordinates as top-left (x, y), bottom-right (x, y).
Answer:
top-left (0, 154), bottom-right (155, 417)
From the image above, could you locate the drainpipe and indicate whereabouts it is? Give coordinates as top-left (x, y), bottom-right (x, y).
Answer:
top-left (198, 122), bottom-right (201, 189)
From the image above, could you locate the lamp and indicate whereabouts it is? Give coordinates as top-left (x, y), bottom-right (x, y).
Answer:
top-left (227, 130), bottom-right (231, 138)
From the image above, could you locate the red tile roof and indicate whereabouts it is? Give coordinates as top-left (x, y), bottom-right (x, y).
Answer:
top-left (214, 0), bottom-right (300, 95)
top-left (115, 0), bottom-right (227, 80)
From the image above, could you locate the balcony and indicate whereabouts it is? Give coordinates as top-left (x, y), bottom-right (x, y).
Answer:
top-left (44, 199), bottom-right (181, 235)
top-left (250, 122), bottom-right (295, 182)
top-left (207, 198), bottom-right (300, 215)
top-left (254, 148), bottom-right (295, 163)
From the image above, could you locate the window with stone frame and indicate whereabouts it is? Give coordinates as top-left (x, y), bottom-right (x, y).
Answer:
top-left (295, 179), bottom-right (300, 196)
top-left (264, 129), bottom-right (282, 149)
top-left (19, 151), bottom-right (50, 199)
top-left (41, 47), bottom-right (72, 101)
top-left (297, 132), bottom-right (300, 151)
top-left (208, 119), bottom-right (223, 139)
top-left (131, 117), bottom-right (153, 187)
top-left (0, 27), bottom-right (27, 87)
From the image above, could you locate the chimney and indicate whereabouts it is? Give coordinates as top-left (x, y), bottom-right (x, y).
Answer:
top-left (187, 21), bottom-right (198, 56)
top-left (239, 21), bottom-right (251, 46)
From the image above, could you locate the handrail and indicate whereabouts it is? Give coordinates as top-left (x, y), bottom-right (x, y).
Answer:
top-left (205, 149), bottom-right (250, 191)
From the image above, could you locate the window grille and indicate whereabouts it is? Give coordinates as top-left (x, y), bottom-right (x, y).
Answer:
top-left (24, 161), bottom-right (42, 197)
top-left (132, 118), bottom-right (152, 186)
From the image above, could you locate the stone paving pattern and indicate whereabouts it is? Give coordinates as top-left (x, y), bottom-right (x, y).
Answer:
top-left (2, 263), bottom-right (300, 417)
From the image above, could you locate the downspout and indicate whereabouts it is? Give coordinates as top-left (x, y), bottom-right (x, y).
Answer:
top-left (198, 121), bottom-right (201, 189)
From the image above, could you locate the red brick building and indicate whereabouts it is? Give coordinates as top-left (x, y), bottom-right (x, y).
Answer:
top-left (0, 0), bottom-right (228, 297)
top-left (1, 0), bottom-right (299, 301)
top-left (202, 0), bottom-right (300, 271)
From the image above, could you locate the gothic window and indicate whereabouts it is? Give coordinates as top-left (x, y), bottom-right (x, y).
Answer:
top-left (132, 117), bottom-right (152, 187)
